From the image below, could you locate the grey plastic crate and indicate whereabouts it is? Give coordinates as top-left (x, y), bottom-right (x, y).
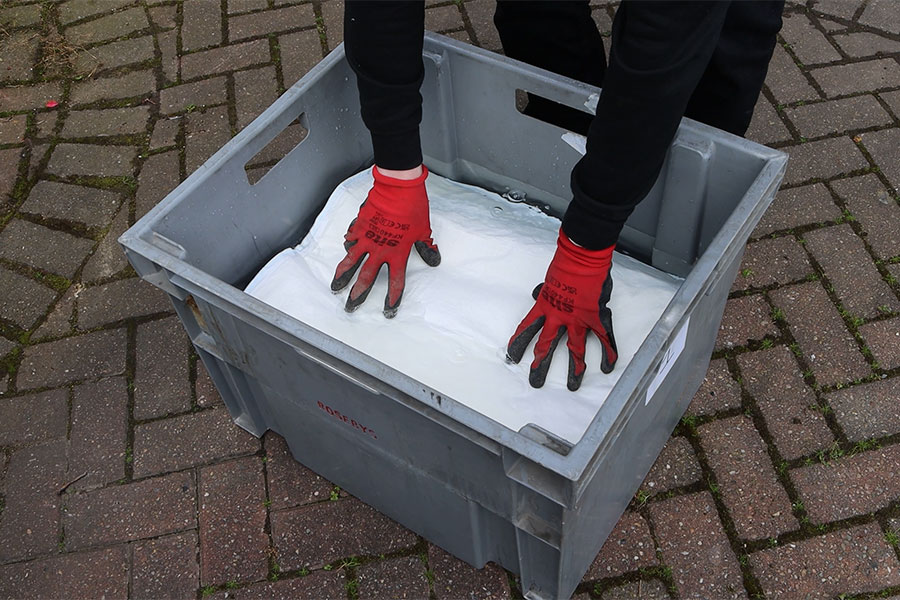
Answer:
top-left (120, 34), bottom-right (786, 600)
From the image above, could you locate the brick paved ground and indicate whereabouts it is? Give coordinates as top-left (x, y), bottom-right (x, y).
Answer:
top-left (1, 0), bottom-right (899, 598)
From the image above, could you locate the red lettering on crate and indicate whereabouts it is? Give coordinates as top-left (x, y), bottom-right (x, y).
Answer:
top-left (317, 401), bottom-right (377, 439)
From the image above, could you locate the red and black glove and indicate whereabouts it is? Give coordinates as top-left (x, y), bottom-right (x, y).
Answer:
top-left (506, 230), bottom-right (618, 391)
top-left (331, 166), bottom-right (440, 317)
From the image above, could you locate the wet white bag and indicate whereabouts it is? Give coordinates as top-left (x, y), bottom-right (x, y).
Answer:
top-left (246, 170), bottom-right (680, 444)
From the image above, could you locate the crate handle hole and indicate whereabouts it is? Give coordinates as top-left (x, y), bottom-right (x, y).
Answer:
top-left (245, 113), bottom-right (309, 185)
top-left (514, 89), bottom-right (593, 136)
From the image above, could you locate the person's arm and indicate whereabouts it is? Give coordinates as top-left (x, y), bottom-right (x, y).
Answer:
top-left (332, 2), bottom-right (439, 318)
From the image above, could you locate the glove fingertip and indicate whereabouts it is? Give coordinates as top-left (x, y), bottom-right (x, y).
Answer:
top-left (415, 240), bottom-right (441, 267)
top-left (567, 353), bottom-right (585, 392)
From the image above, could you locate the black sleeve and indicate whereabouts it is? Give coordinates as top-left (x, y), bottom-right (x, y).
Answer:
top-left (563, 1), bottom-right (733, 250)
top-left (344, 1), bottom-right (426, 171)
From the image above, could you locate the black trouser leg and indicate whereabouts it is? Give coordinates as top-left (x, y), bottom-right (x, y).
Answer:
top-left (494, 0), bottom-right (606, 135)
top-left (684, 0), bottom-right (784, 136)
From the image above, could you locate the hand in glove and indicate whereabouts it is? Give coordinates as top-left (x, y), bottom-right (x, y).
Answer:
top-left (506, 230), bottom-right (618, 390)
top-left (331, 166), bottom-right (440, 317)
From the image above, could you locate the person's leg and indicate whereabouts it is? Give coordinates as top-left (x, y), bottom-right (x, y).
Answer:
top-left (683, 0), bottom-right (785, 136)
top-left (494, 0), bottom-right (606, 134)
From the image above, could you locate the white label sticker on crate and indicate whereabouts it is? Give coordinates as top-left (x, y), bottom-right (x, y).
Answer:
top-left (645, 317), bottom-right (690, 405)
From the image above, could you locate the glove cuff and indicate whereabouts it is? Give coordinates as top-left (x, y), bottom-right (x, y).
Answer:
top-left (557, 230), bottom-right (614, 269)
top-left (372, 165), bottom-right (429, 188)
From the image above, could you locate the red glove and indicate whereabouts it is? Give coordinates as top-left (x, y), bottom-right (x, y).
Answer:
top-left (506, 230), bottom-right (618, 390)
top-left (331, 166), bottom-right (440, 317)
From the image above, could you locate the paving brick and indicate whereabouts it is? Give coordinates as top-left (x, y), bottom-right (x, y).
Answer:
top-left (18, 328), bottom-right (126, 389)
top-left (860, 318), bottom-right (900, 369)
top-left (0, 268), bottom-right (57, 330)
top-left (33, 285), bottom-right (77, 340)
top-left (159, 29), bottom-right (179, 83)
top-left (687, 358), bottom-right (741, 415)
top-left (731, 237), bottom-right (811, 292)
top-left (699, 416), bottom-right (797, 541)
top-left (183, 0), bottom-right (222, 51)
top-left (75, 35), bottom-right (156, 74)
top-left (828, 378), bottom-right (900, 442)
top-left (764, 44), bottom-right (818, 106)
top-left (0, 336), bottom-right (16, 358)
top-left (428, 544), bottom-right (510, 600)
top-left (34, 113), bottom-right (57, 139)
top-left (69, 377), bottom-right (128, 489)
top-left (181, 39), bottom-right (271, 81)
top-left (0, 114), bottom-right (27, 145)
top-left (133, 531), bottom-right (200, 600)
top-left (833, 32), bottom-right (900, 58)
top-left (61, 106), bottom-right (151, 138)
top-left (465, 0), bottom-right (503, 51)
top-left (783, 137), bottom-right (867, 186)
top-left (745, 98), bottom-right (791, 146)
top-left (199, 456), bottom-right (269, 584)
top-left (135, 149), bottom-right (180, 219)
top-left (715, 294), bottom-right (778, 350)
top-left (737, 346), bottom-right (834, 460)
top-left (229, 0), bottom-right (268, 14)
top-left (811, 0), bottom-right (862, 20)
top-left (786, 95), bottom-right (892, 138)
top-left (279, 29), bottom-right (323, 88)
top-left (0, 3), bottom-right (42, 27)
top-left (830, 175), bottom-right (900, 260)
top-left (0, 440), bottom-right (67, 562)
top-left (882, 90), bottom-right (900, 119)
top-left (649, 492), bottom-right (746, 600)
top-left (858, 0), bottom-right (900, 33)
top-left (641, 436), bottom-right (702, 495)
top-left (196, 361), bottom-right (223, 408)
top-left (150, 117), bottom-right (180, 150)
top-left (209, 571), bottom-right (348, 599)
top-left (82, 205), bottom-right (130, 282)
top-left (235, 66), bottom-right (278, 129)
top-left (793, 444), bottom-right (900, 524)
top-left (426, 4), bottom-right (464, 31)
top-left (159, 76), bottom-right (228, 114)
top-left (78, 277), bottom-right (171, 329)
top-left (229, 5), bottom-right (315, 41)
top-left (780, 13), bottom-right (841, 65)
top-left (63, 471), bottom-right (197, 549)
top-left (812, 59), bottom-right (900, 98)
top-left (357, 555), bottom-right (431, 599)
top-left (0, 389), bottom-right (67, 446)
top-left (861, 128), bottom-right (900, 194)
top-left (770, 282), bottom-right (870, 387)
top-left (751, 523), bottom-right (900, 599)
top-left (148, 4), bottom-right (177, 29)
top-left (321, 0), bottom-right (344, 51)
top-left (0, 82), bottom-right (63, 112)
top-left (133, 316), bottom-right (190, 420)
top-left (0, 546), bottom-right (130, 600)
top-left (755, 183), bottom-right (840, 237)
top-left (186, 106), bottom-right (232, 174)
top-left (265, 432), bottom-right (332, 510)
top-left (805, 224), bottom-right (900, 319)
top-left (59, 0), bottom-right (132, 25)
top-left (0, 32), bottom-right (38, 83)
top-left (20, 180), bottom-right (121, 229)
top-left (0, 146), bottom-right (22, 201)
top-left (0, 219), bottom-right (94, 278)
top-left (602, 580), bottom-right (671, 600)
top-left (272, 496), bottom-right (419, 571)
top-left (133, 407), bottom-right (260, 477)
top-left (46, 142), bottom-right (137, 177)
top-left (586, 511), bottom-right (657, 579)
top-left (65, 7), bottom-right (149, 46)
